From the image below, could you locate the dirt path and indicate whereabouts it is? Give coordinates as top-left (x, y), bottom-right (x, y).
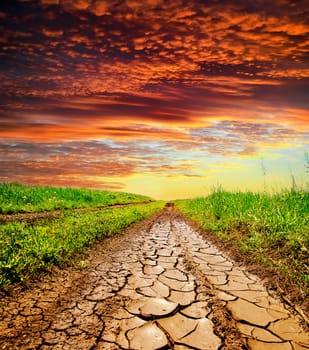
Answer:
top-left (0, 200), bottom-right (153, 224)
top-left (1, 208), bottom-right (308, 349)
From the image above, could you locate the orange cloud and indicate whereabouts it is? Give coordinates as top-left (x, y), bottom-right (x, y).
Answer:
top-left (62, 0), bottom-right (90, 11)
top-left (42, 28), bottom-right (64, 37)
top-left (1, 0), bottom-right (307, 106)
top-left (41, 0), bottom-right (60, 5)
top-left (0, 0), bottom-right (308, 196)
top-left (90, 1), bottom-right (110, 16)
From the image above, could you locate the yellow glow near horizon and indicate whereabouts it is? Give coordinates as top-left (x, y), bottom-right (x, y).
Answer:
top-left (0, 2), bottom-right (308, 196)
top-left (122, 165), bottom-right (305, 200)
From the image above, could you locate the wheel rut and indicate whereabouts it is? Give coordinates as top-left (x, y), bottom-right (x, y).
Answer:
top-left (0, 208), bottom-right (308, 349)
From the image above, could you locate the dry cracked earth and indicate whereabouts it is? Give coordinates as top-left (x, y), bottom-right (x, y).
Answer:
top-left (1, 207), bottom-right (308, 350)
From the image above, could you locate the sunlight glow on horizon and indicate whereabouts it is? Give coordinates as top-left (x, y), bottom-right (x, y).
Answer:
top-left (0, 0), bottom-right (308, 197)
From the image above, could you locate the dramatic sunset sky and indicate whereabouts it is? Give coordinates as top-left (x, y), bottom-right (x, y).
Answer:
top-left (0, 0), bottom-right (308, 199)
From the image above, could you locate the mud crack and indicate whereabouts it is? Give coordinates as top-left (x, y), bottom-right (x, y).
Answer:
top-left (0, 208), bottom-right (308, 350)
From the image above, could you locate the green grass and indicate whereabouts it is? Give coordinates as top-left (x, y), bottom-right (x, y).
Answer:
top-left (0, 201), bottom-right (165, 287)
top-left (0, 182), bottom-right (152, 214)
top-left (176, 189), bottom-right (309, 287)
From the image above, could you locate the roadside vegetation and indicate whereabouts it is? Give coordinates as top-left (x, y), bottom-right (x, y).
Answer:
top-left (0, 182), bottom-right (152, 214)
top-left (0, 201), bottom-right (165, 287)
top-left (176, 189), bottom-right (309, 291)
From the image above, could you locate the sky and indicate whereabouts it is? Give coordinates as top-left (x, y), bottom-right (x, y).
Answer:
top-left (0, 0), bottom-right (308, 200)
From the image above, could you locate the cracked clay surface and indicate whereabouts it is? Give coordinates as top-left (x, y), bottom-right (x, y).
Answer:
top-left (1, 208), bottom-right (308, 349)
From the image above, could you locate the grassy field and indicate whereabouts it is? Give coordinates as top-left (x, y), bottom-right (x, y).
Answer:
top-left (176, 189), bottom-right (309, 289)
top-left (0, 182), bottom-right (152, 214)
top-left (0, 201), bottom-right (165, 287)
top-left (2, 181), bottom-right (308, 297)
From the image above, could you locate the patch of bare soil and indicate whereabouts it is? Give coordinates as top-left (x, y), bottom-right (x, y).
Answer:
top-left (0, 200), bottom-right (153, 224)
top-left (0, 207), bottom-right (308, 349)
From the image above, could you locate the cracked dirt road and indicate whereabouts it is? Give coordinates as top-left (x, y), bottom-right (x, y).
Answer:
top-left (1, 207), bottom-right (308, 349)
